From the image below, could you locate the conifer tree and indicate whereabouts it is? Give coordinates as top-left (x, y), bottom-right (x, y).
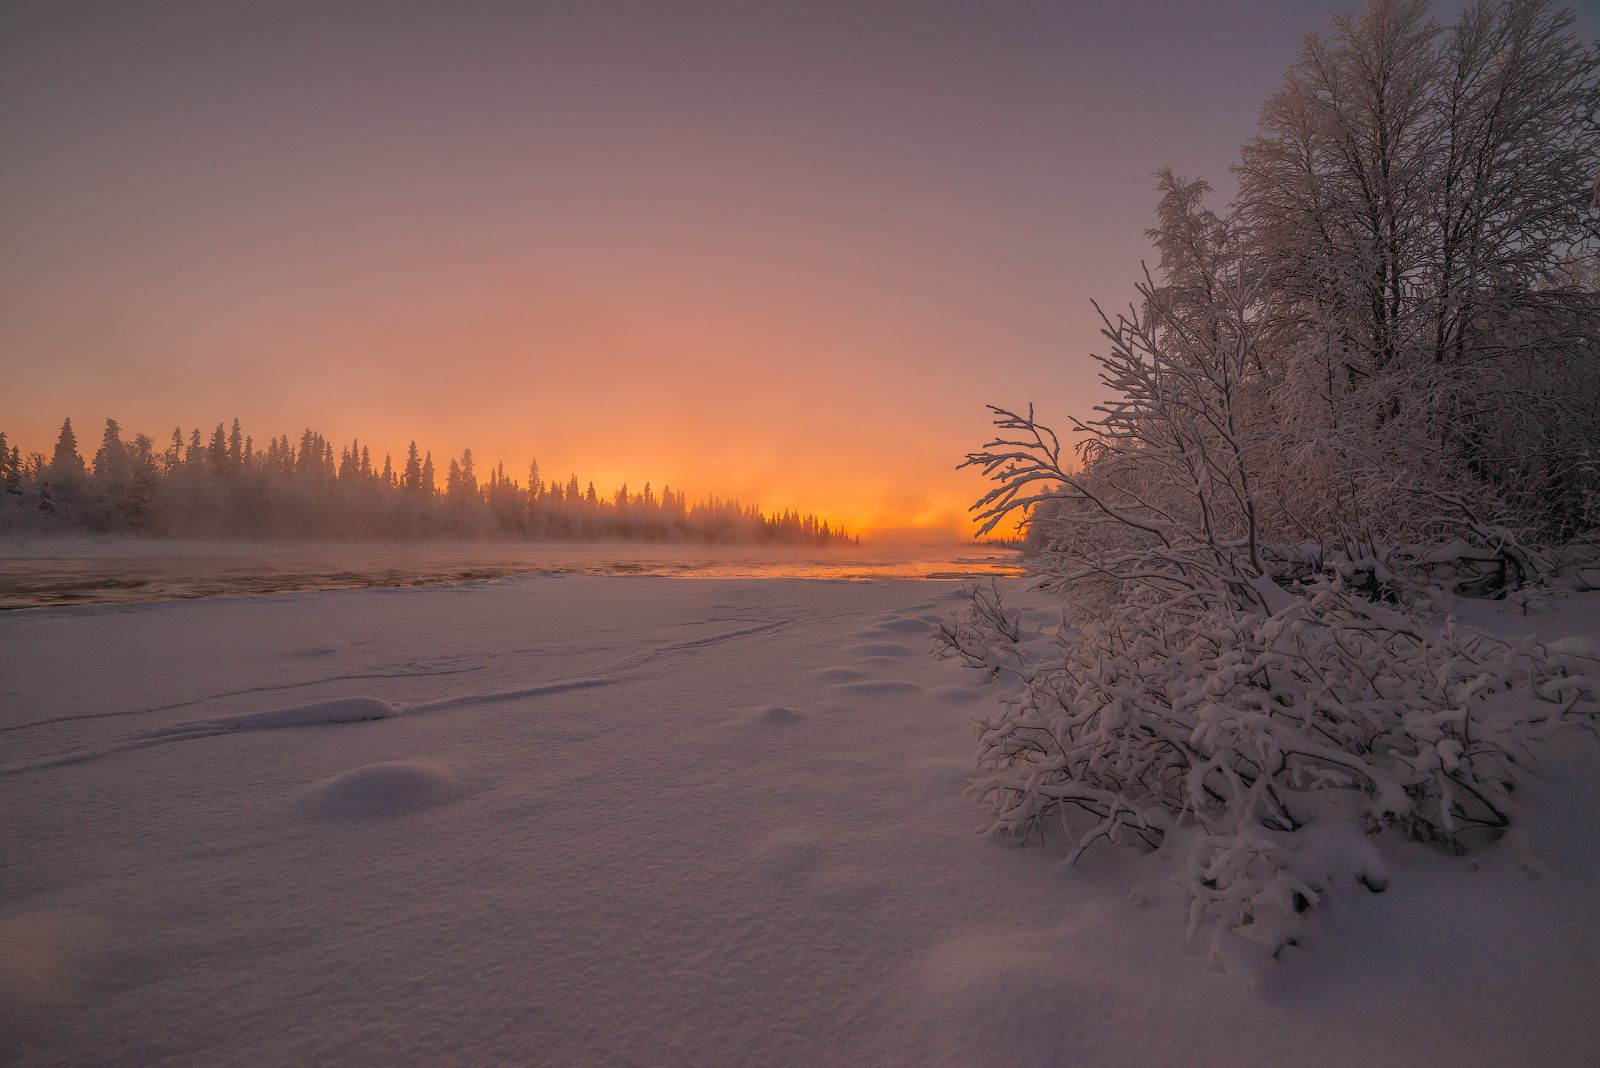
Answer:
top-left (4, 445), bottom-right (23, 502)
top-left (49, 418), bottom-right (86, 482)
top-left (165, 428), bottom-right (184, 473)
top-left (207, 423), bottom-right (229, 469)
top-left (403, 442), bottom-right (422, 493)
top-left (93, 418), bottom-right (132, 503)
top-left (46, 418), bottom-right (88, 514)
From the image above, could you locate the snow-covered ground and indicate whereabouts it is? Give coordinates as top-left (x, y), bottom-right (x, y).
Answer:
top-left (3, 575), bottom-right (1598, 1065)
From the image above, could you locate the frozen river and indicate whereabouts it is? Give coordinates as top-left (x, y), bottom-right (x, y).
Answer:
top-left (0, 538), bottom-right (1022, 610)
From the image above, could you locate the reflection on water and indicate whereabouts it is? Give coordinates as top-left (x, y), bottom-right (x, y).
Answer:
top-left (0, 540), bottom-right (1023, 610)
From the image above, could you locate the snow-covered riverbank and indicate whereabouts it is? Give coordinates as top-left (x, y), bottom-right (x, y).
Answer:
top-left (3, 576), bottom-right (1597, 1065)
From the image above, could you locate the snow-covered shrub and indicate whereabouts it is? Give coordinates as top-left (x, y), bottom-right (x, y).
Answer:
top-left (933, 580), bottom-right (1025, 680)
top-left (942, 575), bottom-right (1599, 967)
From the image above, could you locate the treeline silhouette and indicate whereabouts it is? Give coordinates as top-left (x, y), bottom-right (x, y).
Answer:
top-left (0, 417), bottom-right (856, 545)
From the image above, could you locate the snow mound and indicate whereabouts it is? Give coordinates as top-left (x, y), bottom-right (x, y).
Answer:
top-left (746, 704), bottom-right (802, 725)
top-left (143, 697), bottom-right (399, 738)
top-left (298, 760), bottom-right (456, 816)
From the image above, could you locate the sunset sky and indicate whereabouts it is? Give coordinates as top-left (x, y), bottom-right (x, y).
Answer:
top-left (5, 0), bottom-right (1555, 538)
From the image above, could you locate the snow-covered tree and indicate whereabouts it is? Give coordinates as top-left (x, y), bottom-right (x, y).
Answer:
top-left (1236, 0), bottom-right (1600, 545)
top-left (946, 0), bottom-right (1600, 970)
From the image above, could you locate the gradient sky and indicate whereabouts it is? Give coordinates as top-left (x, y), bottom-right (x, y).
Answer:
top-left (7, 0), bottom-right (1574, 537)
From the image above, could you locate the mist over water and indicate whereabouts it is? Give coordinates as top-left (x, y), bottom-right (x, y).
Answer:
top-left (0, 538), bottom-right (1022, 609)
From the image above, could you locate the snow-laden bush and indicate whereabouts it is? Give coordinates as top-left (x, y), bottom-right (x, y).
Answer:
top-left (939, 577), bottom-right (1599, 966)
top-left (950, 346), bottom-right (1597, 966)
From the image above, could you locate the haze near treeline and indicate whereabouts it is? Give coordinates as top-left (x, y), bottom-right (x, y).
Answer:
top-left (0, 416), bottom-right (854, 544)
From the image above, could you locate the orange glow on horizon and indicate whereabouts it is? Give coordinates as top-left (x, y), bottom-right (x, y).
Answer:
top-left (2, 258), bottom-right (1009, 539)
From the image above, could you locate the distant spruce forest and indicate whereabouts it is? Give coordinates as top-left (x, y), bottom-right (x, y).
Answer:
top-left (0, 418), bottom-right (856, 545)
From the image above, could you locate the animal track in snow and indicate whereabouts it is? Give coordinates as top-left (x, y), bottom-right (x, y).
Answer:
top-left (2, 697), bottom-right (401, 776)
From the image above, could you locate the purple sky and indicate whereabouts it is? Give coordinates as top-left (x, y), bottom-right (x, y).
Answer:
top-left (5, 0), bottom-right (1583, 534)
